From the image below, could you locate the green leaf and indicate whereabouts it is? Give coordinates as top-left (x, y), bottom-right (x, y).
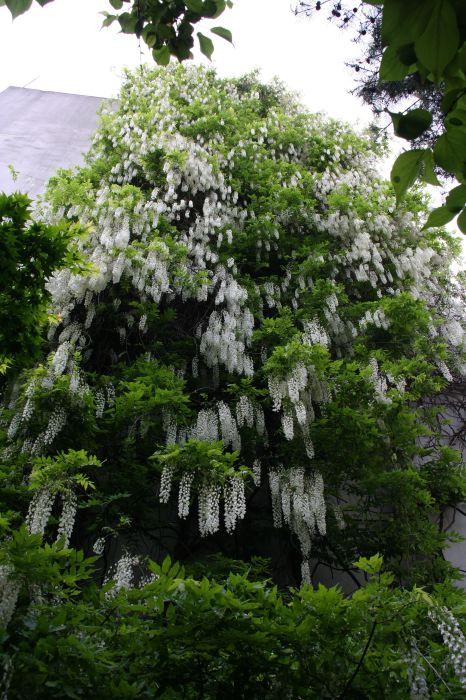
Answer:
top-left (441, 88), bottom-right (465, 114)
top-left (197, 31), bottom-right (214, 60)
top-left (445, 184), bottom-right (466, 213)
top-left (109, 0), bottom-right (123, 8)
top-left (423, 206), bottom-right (456, 229)
top-left (390, 149), bottom-right (426, 201)
top-left (185, 0), bottom-right (203, 11)
top-left (36, 0), bottom-right (55, 5)
top-left (210, 26), bottom-right (233, 43)
top-left (211, 0), bottom-right (227, 18)
top-left (101, 12), bottom-right (117, 28)
top-left (354, 553), bottom-right (383, 575)
top-left (414, 0), bottom-right (460, 82)
top-left (457, 207), bottom-right (466, 233)
top-left (434, 129), bottom-right (466, 173)
top-left (420, 149), bottom-right (441, 186)
top-left (162, 555), bottom-right (172, 574)
top-left (5, 0), bottom-right (32, 18)
top-left (152, 46), bottom-right (170, 66)
top-left (396, 43), bottom-right (417, 66)
top-left (118, 12), bottom-right (137, 34)
top-left (389, 108), bottom-right (433, 140)
top-left (382, 0), bottom-right (433, 48)
top-left (446, 108), bottom-right (466, 128)
top-left (380, 45), bottom-right (414, 82)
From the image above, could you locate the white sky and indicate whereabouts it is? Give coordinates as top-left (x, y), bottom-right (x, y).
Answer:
top-left (0, 0), bottom-right (373, 125)
top-left (0, 0), bottom-right (463, 257)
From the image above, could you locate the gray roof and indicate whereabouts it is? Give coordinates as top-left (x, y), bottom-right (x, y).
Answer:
top-left (0, 86), bottom-right (105, 199)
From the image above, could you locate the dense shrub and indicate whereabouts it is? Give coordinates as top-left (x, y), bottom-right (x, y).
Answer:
top-left (1, 65), bottom-right (465, 696)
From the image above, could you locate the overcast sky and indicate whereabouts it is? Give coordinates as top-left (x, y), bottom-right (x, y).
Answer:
top-left (0, 0), bottom-right (373, 125)
top-left (0, 0), bottom-right (462, 256)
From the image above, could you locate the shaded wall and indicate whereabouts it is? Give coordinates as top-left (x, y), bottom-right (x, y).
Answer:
top-left (0, 86), bottom-right (105, 198)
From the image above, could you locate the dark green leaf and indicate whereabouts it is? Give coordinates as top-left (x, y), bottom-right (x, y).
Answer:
top-left (445, 184), bottom-right (466, 213)
top-left (210, 26), bottom-right (232, 43)
top-left (5, 0), bottom-right (32, 18)
top-left (382, 0), bottom-right (433, 48)
top-left (390, 149), bottom-right (426, 201)
top-left (389, 108), bottom-right (433, 140)
top-left (415, 0), bottom-right (460, 82)
top-left (441, 88), bottom-right (465, 114)
top-left (36, 0), bottom-right (55, 5)
top-left (423, 206), bottom-right (456, 229)
top-left (211, 0), bottom-right (227, 18)
top-left (434, 129), bottom-right (466, 173)
top-left (446, 108), bottom-right (466, 128)
top-left (185, 0), bottom-right (203, 11)
top-left (152, 46), bottom-right (170, 66)
top-left (109, 0), bottom-right (123, 8)
top-left (201, 0), bottom-right (219, 17)
top-left (380, 45), bottom-right (414, 82)
top-left (197, 31), bottom-right (214, 60)
top-left (396, 43), bottom-right (417, 66)
top-left (457, 207), bottom-right (466, 233)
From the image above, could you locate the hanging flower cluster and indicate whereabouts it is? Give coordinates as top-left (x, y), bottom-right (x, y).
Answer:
top-left (269, 467), bottom-right (326, 565)
top-left (0, 565), bottom-right (20, 629)
top-left (2, 64), bottom-right (465, 584)
top-left (154, 439), bottom-right (248, 537)
top-left (429, 607), bottom-right (466, 688)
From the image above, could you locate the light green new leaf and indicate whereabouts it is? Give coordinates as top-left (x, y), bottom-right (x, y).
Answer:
top-left (415, 0), bottom-right (460, 82)
top-left (211, 26), bottom-right (233, 43)
top-left (5, 0), bottom-right (32, 18)
top-left (354, 553), bottom-right (383, 575)
top-left (390, 149), bottom-right (426, 201)
top-left (422, 206), bottom-right (456, 230)
top-left (197, 31), bottom-right (214, 60)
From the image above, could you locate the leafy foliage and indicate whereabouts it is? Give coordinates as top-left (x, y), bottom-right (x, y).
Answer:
top-left (0, 0), bottom-right (233, 62)
top-left (0, 193), bottom-right (78, 375)
top-left (296, 0), bottom-right (466, 233)
top-left (3, 553), bottom-right (466, 698)
top-left (0, 65), bottom-right (465, 697)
